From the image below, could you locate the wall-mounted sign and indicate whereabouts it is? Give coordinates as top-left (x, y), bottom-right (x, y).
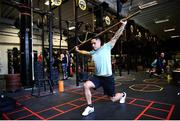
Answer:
top-left (104, 16), bottom-right (111, 25)
top-left (51, 0), bottom-right (62, 6)
top-left (79, 0), bottom-right (87, 11)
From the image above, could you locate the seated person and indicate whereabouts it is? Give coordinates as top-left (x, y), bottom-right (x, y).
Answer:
top-left (151, 52), bottom-right (166, 75)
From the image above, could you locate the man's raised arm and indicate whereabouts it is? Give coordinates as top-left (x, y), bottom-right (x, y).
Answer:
top-left (109, 20), bottom-right (127, 47)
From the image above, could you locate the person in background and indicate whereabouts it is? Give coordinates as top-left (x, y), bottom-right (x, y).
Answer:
top-left (38, 53), bottom-right (43, 62)
top-left (68, 53), bottom-right (74, 77)
top-left (61, 50), bottom-right (69, 80)
top-left (151, 52), bottom-right (166, 75)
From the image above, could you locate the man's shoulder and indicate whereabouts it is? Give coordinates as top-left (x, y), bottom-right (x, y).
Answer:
top-left (102, 42), bottom-right (113, 49)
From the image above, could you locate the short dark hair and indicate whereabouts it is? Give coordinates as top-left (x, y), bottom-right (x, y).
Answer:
top-left (92, 37), bottom-right (101, 41)
top-left (92, 36), bottom-right (104, 45)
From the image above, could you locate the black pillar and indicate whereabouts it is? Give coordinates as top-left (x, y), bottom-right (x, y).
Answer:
top-left (97, 6), bottom-right (103, 28)
top-left (20, 0), bottom-right (32, 87)
top-left (48, 0), bottom-right (54, 92)
top-left (41, 14), bottom-right (45, 78)
top-left (59, 5), bottom-right (62, 49)
top-left (117, 0), bottom-right (123, 20)
top-left (74, 0), bottom-right (79, 86)
top-left (94, 5), bottom-right (103, 28)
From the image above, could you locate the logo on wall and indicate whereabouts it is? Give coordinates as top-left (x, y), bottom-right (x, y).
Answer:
top-left (78, 0), bottom-right (87, 11)
top-left (104, 16), bottom-right (111, 25)
top-left (51, 0), bottom-right (62, 6)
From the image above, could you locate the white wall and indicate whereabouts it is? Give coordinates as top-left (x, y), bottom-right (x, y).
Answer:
top-left (0, 45), bottom-right (20, 75)
top-left (0, 24), bottom-right (68, 75)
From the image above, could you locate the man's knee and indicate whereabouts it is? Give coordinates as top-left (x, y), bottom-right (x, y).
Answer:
top-left (84, 81), bottom-right (93, 89)
top-left (109, 96), bottom-right (116, 102)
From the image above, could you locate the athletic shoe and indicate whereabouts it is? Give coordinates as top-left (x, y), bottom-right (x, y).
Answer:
top-left (119, 92), bottom-right (126, 103)
top-left (82, 106), bottom-right (94, 116)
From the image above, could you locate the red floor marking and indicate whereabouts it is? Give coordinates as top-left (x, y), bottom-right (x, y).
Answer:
top-left (67, 102), bottom-right (80, 107)
top-left (132, 98), bottom-right (175, 120)
top-left (53, 108), bottom-right (64, 114)
top-left (36, 99), bottom-right (80, 114)
top-left (47, 94), bottom-right (106, 120)
top-left (3, 107), bottom-right (33, 120)
top-left (134, 101), bottom-right (154, 120)
top-left (2, 113), bottom-right (10, 120)
top-left (130, 102), bottom-right (146, 108)
top-left (52, 107), bottom-right (64, 113)
top-left (66, 87), bottom-right (176, 120)
top-left (46, 102), bottom-right (83, 120)
top-left (129, 98), bottom-right (174, 120)
top-left (80, 98), bottom-right (86, 101)
top-left (2, 86), bottom-right (175, 120)
top-left (68, 89), bottom-right (177, 120)
top-left (153, 101), bottom-right (173, 107)
top-left (143, 113), bottom-right (164, 120)
top-left (150, 106), bottom-right (169, 112)
top-left (46, 107), bottom-right (78, 120)
top-left (135, 97), bottom-right (174, 111)
top-left (3, 103), bottom-right (32, 120)
top-left (166, 104), bottom-right (175, 120)
top-left (34, 97), bottom-right (86, 119)
top-left (22, 106), bottom-right (45, 120)
top-left (37, 107), bottom-right (54, 114)
top-left (3, 103), bottom-right (28, 119)
top-left (7, 108), bottom-right (25, 115)
top-left (15, 102), bottom-right (45, 120)
top-left (47, 95), bottom-right (106, 120)
top-left (128, 97), bottom-right (173, 106)
top-left (45, 111), bottom-right (64, 120)
top-left (16, 114), bottom-right (34, 120)
top-left (36, 108), bottom-right (63, 119)
top-left (128, 98), bottom-right (137, 104)
top-left (55, 103), bottom-right (78, 112)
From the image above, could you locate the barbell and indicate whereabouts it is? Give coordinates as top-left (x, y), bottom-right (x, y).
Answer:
top-left (69, 10), bottom-right (141, 52)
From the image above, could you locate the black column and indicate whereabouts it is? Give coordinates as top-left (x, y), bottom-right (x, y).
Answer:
top-left (41, 14), bottom-right (45, 78)
top-left (74, 0), bottom-right (79, 86)
top-left (117, 0), bottom-right (123, 20)
top-left (48, 0), bottom-right (54, 92)
top-left (59, 5), bottom-right (62, 48)
top-left (20, 0), bottom-right (32, 87)
top-left (94, 5), bottom-right (103, 28)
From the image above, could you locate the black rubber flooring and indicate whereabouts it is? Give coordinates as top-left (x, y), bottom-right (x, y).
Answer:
top-left (1, 71), bottom-right (180, 120)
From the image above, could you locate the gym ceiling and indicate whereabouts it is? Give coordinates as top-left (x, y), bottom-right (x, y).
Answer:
top-left (0, 0), bottom-right (180, 40)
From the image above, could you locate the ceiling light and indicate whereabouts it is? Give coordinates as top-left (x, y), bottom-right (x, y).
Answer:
top-left (138, 1), bottom-right (158, 9)
top-left (45, 0), bottom-right (49, 5)
top-left (68, 26), bottom-right (75, 30)
top-left (155, 19), bottom-right (169, 24)
top-left (171, 35), bottom-right (180, 38)
top-left (52, 0), bottom-right (62, 6)
top-left (164, 28), bottom-right (175, 32)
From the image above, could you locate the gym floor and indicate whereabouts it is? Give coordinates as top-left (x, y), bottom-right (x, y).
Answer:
top-left (1, 71), bottom-right (180, 120)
